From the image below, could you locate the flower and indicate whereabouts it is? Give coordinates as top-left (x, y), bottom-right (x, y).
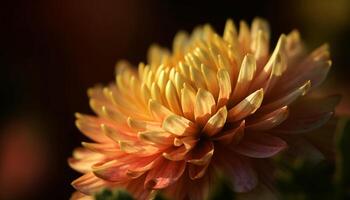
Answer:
top-left (69, 18), bottom-right (339, 200)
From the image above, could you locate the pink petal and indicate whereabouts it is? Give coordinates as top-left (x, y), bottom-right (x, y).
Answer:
top-left (71, 172), bottom-right (118, 195)
top-left (272, 95), bottom-right (339, 134)
top-left (213, 120), bottom-right (245, 145)
top-left (145, 159), bottom-right (186, 189)
top-left (233, 132), bottom-right (287, 158)
top-left (218, 156), bottom-right (258, 192)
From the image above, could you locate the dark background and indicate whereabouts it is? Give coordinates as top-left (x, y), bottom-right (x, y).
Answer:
top-left (0, 0), bottom-right (349, 199)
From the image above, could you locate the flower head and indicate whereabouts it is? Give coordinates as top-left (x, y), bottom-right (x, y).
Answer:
top-left (69, 18), bottom-right (338, 199)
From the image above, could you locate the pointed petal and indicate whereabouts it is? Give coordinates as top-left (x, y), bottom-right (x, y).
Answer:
top-left (234, 132), bottom-right (287, 158)
top-left (189, 162), bottom-right (210, 180)
top-left (228, 89), bottom-right (264, 122)
top-left (162, 114), bottom-right (198, 136)
top-left (162, 145), bottom-right (190, 161)
top-left (148, 99), bottom-right (173, 121)
top-left (260, 81), bottom-right (311, 112)
top-left (231, 54), bottom-right (256, 104)
top-left (246, 106), bottom-right (289, 131)
top-left (203, 106), bottom-right (228, 136)
top-left (273, 95), bottom-right (339, 134)
top-left (145, 159), bottom-right (186, 189)
top-left (219, 156), bottom-right (258, 192)
top-left (217, 69), bottom-right (232, 108)
top-left (72, 172), bottom-right (116, 195)
top-left (213, 120), bottom-right (245, 145)
top-left (194, 88), bottom-right (216, 126)
top-left (138, 130), bottom-right (173, 145)
top-left (187, 141), bottom-right (214, 166)
top-left (181, 83), bottom-right (196, 120)
top-left (165, 80), bottom-right (183, 115)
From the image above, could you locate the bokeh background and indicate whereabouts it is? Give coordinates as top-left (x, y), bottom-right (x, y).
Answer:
top-left (0, 0), bottom-right (349, 199)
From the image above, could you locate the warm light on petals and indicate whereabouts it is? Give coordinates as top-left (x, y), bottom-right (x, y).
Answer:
top-left (69, 17), bottom-right (337, 200)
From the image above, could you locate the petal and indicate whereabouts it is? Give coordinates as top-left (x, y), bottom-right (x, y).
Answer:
top-left (203, 106), bottom-right (228, 136)
top-left (228, 89), bottom-right (264, 122)
top-left (217, 69), bottom-right (232, 108)
top-left (246, 106), bottom-right (289, 131)
top-left (273, 95), bottom-right (340, 134)
top-left (231, 54), bottom-right (256, 104)
top-left (162, 145), bottom-right (190, 161)
top-left (213, 120), bottom-right (245, 145)
top-left (68, 148), bottom-right (103, 173)
top-left (189, 162), bottom-right (210, 180)
top-left (194, 89), bottom-right (216, 126)
top-left (75, 114), bottom-right (110, 143)
top-left (162, 114), bottom-right (198, 136)
top-left (148, 99), bottom-right (173, 121)
top-left (233, 132), bottom-right (287, 158)
top-left (219, 156), bottom-right (258, 192)
top-left (259, 81), bottom-right (311, 113)
top-left (181, 83), bottom-right (196, 121)
top-left (138, 130), bottom-right (173, 145)
top-left (165, 80), bottom-right (183, 115)
top-left (72, 172), bottom-right (117, 195)
top-left (145, 159), bottom-right (186, 189)
top-left (92, 160), bottom-right (129, 182)
top-left (187, 141), bottom-right (214, 166)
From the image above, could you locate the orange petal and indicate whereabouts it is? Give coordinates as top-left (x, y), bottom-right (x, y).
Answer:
top-left (217, 69), bottom-right (232, 108)
top-left (162, 114), bottom-right (198, 136)
top-left (194, 88), bottom-right (216, 126)
top-left (228, 89), bottom-right (264, 122)
top-left (231, 54), bottom-right (256, 104)
top-left (187, 141), bottom-right (214, 166)
top-left (189, 162), bottom-right (210, 180)
top-left (162, 145), bottom-right (190, 161)
top-left (203, 106), bottom-right (228, 136)
top-left (72, 172), bottom-right (116, 195)
top-left (145, 159), bottom-right (186, 189)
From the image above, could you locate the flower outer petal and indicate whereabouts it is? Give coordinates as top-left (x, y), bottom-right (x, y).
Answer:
top-left (194, 88), bottom-right (216, 126)
top-left (233, 132), bottom-right (287, 158)
top-left (203, 106), bottom-right (228, 137)
top-left (228, 89), bottom-right (264, 122)
top-left (162, 114), bottom-right (198, 136)
top-left (145, 159), bottom-right (186, 189)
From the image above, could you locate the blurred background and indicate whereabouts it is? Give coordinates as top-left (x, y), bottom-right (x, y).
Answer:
top-left (0, 0), bottom-right (349, 199)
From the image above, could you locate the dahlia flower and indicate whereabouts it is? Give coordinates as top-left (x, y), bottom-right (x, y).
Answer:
top-left (69, 18), bottom-right (338, 200)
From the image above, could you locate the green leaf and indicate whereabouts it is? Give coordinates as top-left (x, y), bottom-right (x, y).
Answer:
top-left (95, 188), bottom-right (134, 200)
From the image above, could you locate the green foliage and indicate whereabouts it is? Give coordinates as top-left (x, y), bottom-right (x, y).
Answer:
top-left (95, 188), bottom-right (134, 200)
top-left (335, 118), bottom-right (350, 199)
top-left (208, 173), bottom-right (235, 200)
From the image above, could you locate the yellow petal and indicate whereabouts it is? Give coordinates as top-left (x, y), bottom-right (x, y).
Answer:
top-left (138, 130), bottom-right (172, 145)
top-left (201, 63), bottom-right (219, 97)
top-left (231, 54), bottom-right (256, 104)
top-left (148, 99), bottom-right (173, 121)
top-left (181, 83), bottom-right (196, 121)
top-left (217, 69), bottom-right (232, 108)
top-left (165, 80), bottom-right (183, 115)
top-left (228, 89), bottom-right (264, 122)
top-left (162, 115), bottom-right (198, 136)
top-left (223, 18), bottom-right (238, 46)
top-left (194, 88), bottom-right (216, 126)
top-left (203, 106), bottom-right (228, 137)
